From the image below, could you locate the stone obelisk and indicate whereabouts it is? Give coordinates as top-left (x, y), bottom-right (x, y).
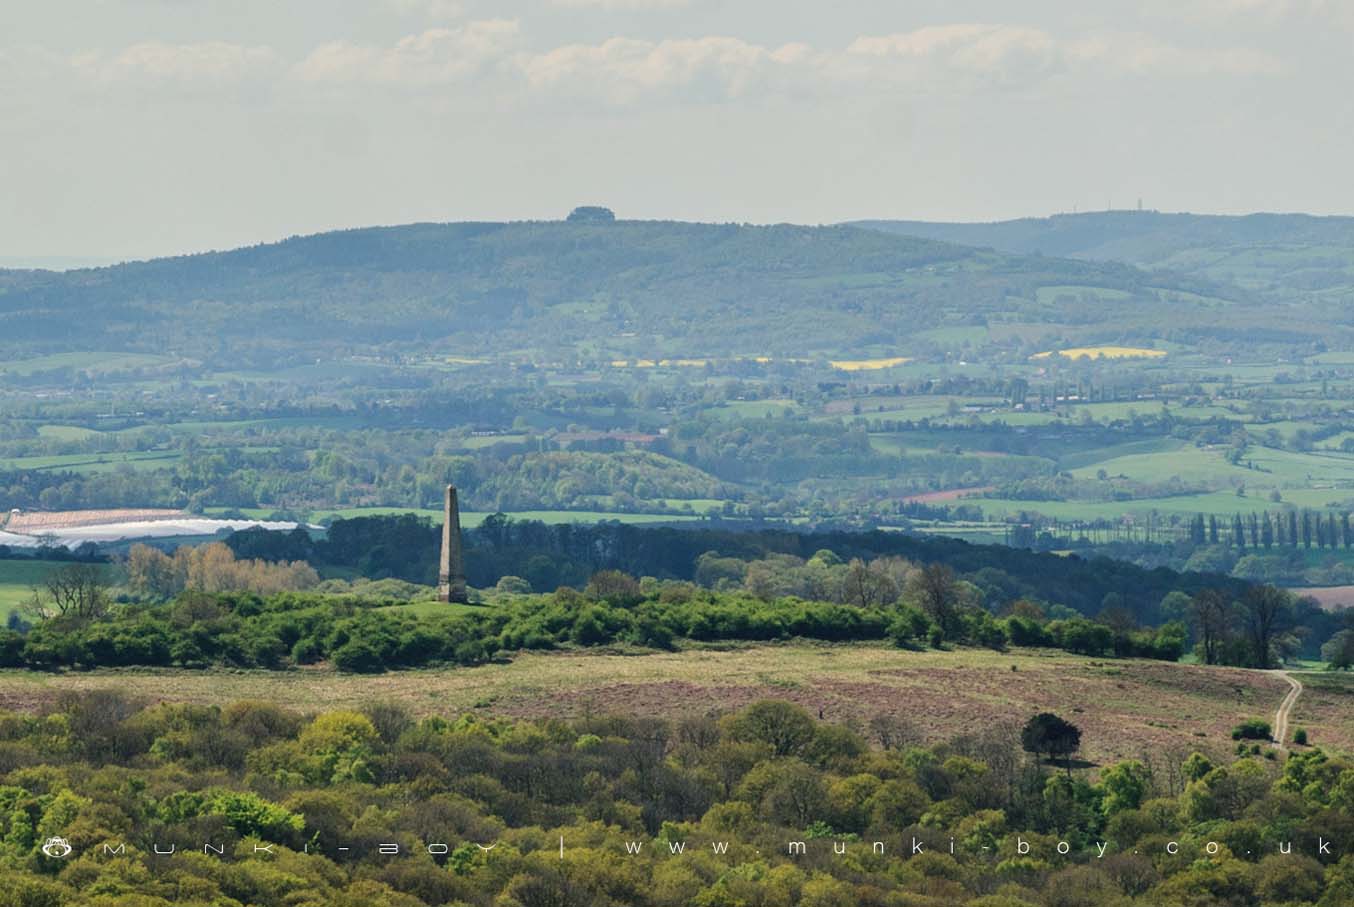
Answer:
top-left (438, 484), bottom-right (468, 603)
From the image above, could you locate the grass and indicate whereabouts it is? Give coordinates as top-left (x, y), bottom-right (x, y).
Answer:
top-left (35, 424), bottom-right (103, 441)
top-left (1288, 670), bottom-right (1354, 751)
top-left (0, 352), bottom-right (174, 377)
top-left (975, 491), bottom-right (1299, 523)
top-left (0, 644), bottom-right (1330, 763)
top-left (0, 560), bottom-right (65, 605)
top-left (913, 326), bottom-right (989, 345)
top-left (1034, 286), bottom-right (1133, 305)
top-left (0, 450), bottom-right (182, 474)
top-left (377, 600), bottom-right (489, 618)
top-left (0, 577), bottom-right (40, 621)
top-left (657, 498), bottom-right (728, 515)
top-left (1246, 446), bottom-right (1354, 486)
top-left (955, 438), bottom-right (1354, 523)
top-left (0, 560), bottom-right (118, 621)
top-left (1068, 443), bottom-right (1247, 484)
top-left (1059, 441), bottom-right (1354, 494)
top-left (710, 399), bottom-right (800, 420)
top-left (1069, 401), bottom-right (1241, 422)
top-left (1056, 438), bottom-right (1181, 471)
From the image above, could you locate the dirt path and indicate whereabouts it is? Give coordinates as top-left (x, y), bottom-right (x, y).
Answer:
top-left (1272, 671), bottom-right (1303, 748)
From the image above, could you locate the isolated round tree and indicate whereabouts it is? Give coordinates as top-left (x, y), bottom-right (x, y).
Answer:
top-left (1021, 712), bottom-right (1082, 765)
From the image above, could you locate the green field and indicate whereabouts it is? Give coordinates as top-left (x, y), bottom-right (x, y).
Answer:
top-left (912, 325), bottom-right (989, 345)
top-left (377, 600), bottom-right (492, 618)
top-left (0, 351), bottom-right (175, 377)
top-left (0, 559), bottom-right (122, 620)
top-left (975, 491), bottom-right (1289, 522)
top-left (1068, 443), bottom-right (1250, 484)
top-left (709, 398), bottom-right (801, 419)
top-left (1055, 437), bottom-right (1180, 470)
top-left (0, 450), bottom-right (182, 473)
top-left (35, 424), bottom-right (103, 441)
top-left (1034, 285), bottom-right (1133, 305)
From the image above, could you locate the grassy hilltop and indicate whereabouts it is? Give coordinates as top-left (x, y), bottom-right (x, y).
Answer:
top-left (0, 218), bottom-right (1249, 362)
top-left (855, 210), bottom-right (1354, 302)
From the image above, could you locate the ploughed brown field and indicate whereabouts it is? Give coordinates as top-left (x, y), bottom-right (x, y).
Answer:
top-left (2, 508), bottom-right (184, 532)
top-left (1, 644), bottom-right (1343, 764)
top-left (901, 486), bottom-right (995, 504)
top-left (1295, 585), bottom-right (1354, 611)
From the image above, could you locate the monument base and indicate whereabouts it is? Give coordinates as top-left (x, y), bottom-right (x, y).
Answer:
top-left (438, 582), bottom-right (469, 604)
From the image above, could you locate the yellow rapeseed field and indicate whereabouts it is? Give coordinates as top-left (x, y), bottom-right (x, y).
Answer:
top-left (829, 356), bottom-right (912, 371)
top-left (608, 358), bottom-right (710, 367)
top-left (1031, 346), bottom-right (1166, 361)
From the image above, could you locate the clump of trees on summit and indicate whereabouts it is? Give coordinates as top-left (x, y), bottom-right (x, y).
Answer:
top-left (0, 559), bottom-right (1194, 673)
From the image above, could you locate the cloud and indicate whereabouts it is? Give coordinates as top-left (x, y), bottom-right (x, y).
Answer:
top-left (1069, 32), bottom-right (1282, 75)
top-left (83, 41), bottom-right (278, 84)
top-left (512, 24), bottom-right (1280, 104)
top-left (384, 0), bottom-right (466, 19)
top-left (1156, 0), bottom-right (1354, 27)
top-left (294, 19), bottom-right (519, 85)
top-left (846, 24), bottom-right (1060, 84)
top-left (521, 35), bottom-right (813, 103)
top-left (848, 24), bottom-right (1054, 66)
top-left (52, 18), bottom-right (1278, 107)
top-left (550, 0), bottom-right (689, 7)
top-left (846, 24), bottom-right (1280, 84)
top-left (1185, 0), bottom-right (1317, 14)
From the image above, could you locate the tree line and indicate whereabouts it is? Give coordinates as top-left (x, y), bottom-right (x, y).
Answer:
top-left (1186, 509), bottom-right (1354, 551)
top-left (226, 515), bottom-right (1253, 624)
top-left (1187, 584), bottom-right (1354, 669)
top-left (0, 570), bottom-right (1192, 674)
top-left (0, 692), bottom-right (1349, 905)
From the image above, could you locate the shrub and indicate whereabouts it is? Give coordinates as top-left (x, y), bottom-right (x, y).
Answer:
top-left (722, 701), bottom-right (817, 758)
top-left (584, 570), bottom-right (642, 606)
top-left (494, 575), bottom-right (532, 595)
top-left (0, 630), bottom-right (25, 667)
top-left (333, 638), bottom-right (385, 673)
top-left (1231, 719), bottom-right (1271, 741)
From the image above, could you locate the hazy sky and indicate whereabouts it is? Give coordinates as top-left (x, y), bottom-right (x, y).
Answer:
top-left (3, 0), bottom-right (1352, 263)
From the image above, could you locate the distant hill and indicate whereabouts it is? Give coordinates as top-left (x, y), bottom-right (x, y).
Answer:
top-left (0, 219), bottom-right (1254, 366)
top-left (0, 255), bottom-right (125, 271)
top-left (853, 211), bottom-right (1354, 300)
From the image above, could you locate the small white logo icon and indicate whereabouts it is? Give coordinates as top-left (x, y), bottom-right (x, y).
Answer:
top-left (41, 837), bottom-right (73, 858)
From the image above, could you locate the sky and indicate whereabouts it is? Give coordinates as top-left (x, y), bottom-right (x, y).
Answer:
top-left (2, 0), bottom-right (1352, 264)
